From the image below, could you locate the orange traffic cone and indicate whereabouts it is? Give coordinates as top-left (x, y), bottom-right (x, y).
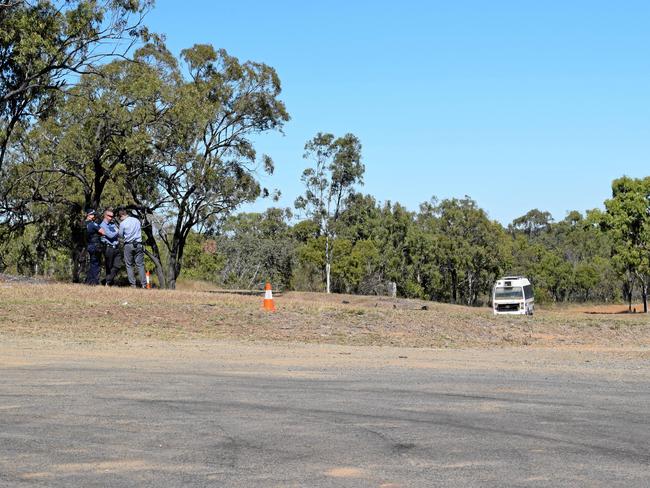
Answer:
top-left (145, 271), bottom-right (151, 289)
top-left (263, 282), bottom-right (276, 311)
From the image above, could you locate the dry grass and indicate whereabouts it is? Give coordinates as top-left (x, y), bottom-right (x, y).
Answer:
top-left (0, 281), bottom-right (648, 348)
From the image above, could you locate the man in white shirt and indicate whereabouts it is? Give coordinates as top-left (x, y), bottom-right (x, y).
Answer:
top-left (117, 208), bottom-right (147, 288)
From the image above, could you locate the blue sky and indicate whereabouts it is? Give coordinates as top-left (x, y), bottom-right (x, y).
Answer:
top-left (145, 1), bottom-right (649, 224)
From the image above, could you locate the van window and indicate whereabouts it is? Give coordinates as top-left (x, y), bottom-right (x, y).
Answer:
top-left (494, 287), bottom-right (523, 299)
top-left (524, 285), bottom-right (533, 299)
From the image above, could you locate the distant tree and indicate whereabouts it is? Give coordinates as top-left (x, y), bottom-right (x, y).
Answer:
top-left (430, 197), bottom-right (506, 305)
top-left (179, 232), bottom-right (224, 283)
top-left (331, 239), bottom-right (381, 294)
top-left (215, 208), bottom-right (295, 289)
top-left (532, 250), bottom-right (573, 302)
top-left (295, 132), bottom-right (364, 293)
top-left (603, 176), bottom-right (650, 312)
top-left (334, 193), bottom-right (381, 243)
top-left (510, 209), bottom-right (553, 237)
top-left (374, 201), bottom-right (413, 294)
top-left (573, 261), bottom-right (600, 301)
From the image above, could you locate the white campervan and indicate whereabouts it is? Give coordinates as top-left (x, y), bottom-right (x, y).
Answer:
top-left (492, 276), bottom-right (534, 315)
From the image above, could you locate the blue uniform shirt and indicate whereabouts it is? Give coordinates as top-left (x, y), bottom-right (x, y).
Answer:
top-left (100, 220), bottom-right (119, 246)
top-left (118, 215), bottom-right (143, 244)
top-left (86, 221), bottom-right (101, 247)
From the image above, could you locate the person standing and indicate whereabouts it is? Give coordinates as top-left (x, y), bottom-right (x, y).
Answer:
top-left (117, 209), bottom-right (147, 288)
top-left (100, 208), bottom-right (121, 286)
top-left (84, 210), bottom-right (103, 285)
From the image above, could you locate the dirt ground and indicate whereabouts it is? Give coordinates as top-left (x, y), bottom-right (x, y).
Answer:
top-left (2, 336), bottom-right (648, 488)
top-left (0, 281), bottom-right (648, 351)
top-left (2, 279), bottom-right (648, 488)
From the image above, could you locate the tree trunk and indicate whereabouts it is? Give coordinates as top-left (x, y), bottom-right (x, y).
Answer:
top-left (72, 246), bottom-right (85, 283)
top-left (623, 273), bottom-right (634, 312)
top-left (144, 249), bottom-right (166, 289)
top-left (628, 292), bottom-right (633, 312)
top-left (165, 232), bottom-right (189, 291)
top-left (165, 244), bottom-right (182, 290)
top-left (166, 249), bottom-right (179, 290)
top-left (326, 262), bottom-right (331, 294)
top-left (451, 270), bottom-right (458, 304)
top-left (325, 232), bottom-right (331, 294)
top-left (634, 272), bottom-right (648, 313)
top-left (141, 218), bottom-right (167, 289)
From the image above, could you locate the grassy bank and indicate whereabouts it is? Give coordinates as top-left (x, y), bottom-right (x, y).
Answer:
top-left (0, 281), bottom-right (648, 348)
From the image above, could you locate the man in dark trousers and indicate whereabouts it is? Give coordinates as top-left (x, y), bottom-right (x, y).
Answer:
top-left (100, 208), bottom-right (121, 286)
top-left (117, 208), bottom-right (147, 288)
top-left (84, 209), bottom-right (104, 285)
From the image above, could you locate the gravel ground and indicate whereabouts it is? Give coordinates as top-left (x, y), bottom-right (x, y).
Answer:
top-left (0, 340), bottom-right (648, 487)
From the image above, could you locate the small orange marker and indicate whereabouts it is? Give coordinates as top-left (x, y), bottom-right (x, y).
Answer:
top-left (263, 282), bottom-right (276, 311)
top-left (145, 271), bottom-right (151, 289)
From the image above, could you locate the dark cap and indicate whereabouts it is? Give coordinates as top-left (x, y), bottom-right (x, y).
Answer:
top-left (85, 209), bottom-right (96, 216)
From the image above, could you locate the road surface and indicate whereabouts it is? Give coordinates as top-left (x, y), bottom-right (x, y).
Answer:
top-left (0, 341), bottom-right (648, 487)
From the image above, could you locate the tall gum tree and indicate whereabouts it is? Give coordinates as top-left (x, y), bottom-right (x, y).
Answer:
top-left (603, 176), bottom-right (650, 313)
top-left (295, 132), bottom-right (364, 293)
top-left (136, 44), bottom-right (290, 289)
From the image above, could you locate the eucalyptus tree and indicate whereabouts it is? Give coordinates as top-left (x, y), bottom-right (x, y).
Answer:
top-left (6, 40), bottom-right (173, 281)
top-left (431, 197), bottom-right (506, 305)
top-left (0, 0), bottom-right (151, 172)
top-left (295, 132), bottom-right (364, 293)
top-left (137, 44), bottom-right (290, 289)
top-left (603, 176), bottom-right (650, 312)
top-left (213, 208), bottom-right (295, 289)
top-left (509, 209), bottom-right (553, 237)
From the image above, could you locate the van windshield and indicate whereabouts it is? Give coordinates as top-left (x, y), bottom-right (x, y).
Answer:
top-left (494, 287), bottom-right (523, 299)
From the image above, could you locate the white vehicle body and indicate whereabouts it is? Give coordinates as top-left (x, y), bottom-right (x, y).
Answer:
top-left (492, 276), bottom-right (534, 315)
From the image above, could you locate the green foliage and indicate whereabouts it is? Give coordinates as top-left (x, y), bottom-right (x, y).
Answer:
top-left (509, 209), bottom-right (553, 237)
top-left (603, 176), bottom-right (650, 311)
top-left (180, 233), bottom-right (224, 282)
top-left (210, 209), bottom-right (295, 289)
top-left (331, 239), bottom-right (381, 294)
top-left (0, 225), bottom-right (70, 278)
top-left (0, 0), bottom-right (151, 171)
top-left (137, 43), bottom-right (290, 288)
top-left (295, 132), bottom-right (364, 293)
top-left (3, 38), bottom-right (290, 289)
top-left (292, 236), bottom-right (325, 292)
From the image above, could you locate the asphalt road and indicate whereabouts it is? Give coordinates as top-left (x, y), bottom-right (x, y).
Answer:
top-left (0, 345), bottom-right (648, 487)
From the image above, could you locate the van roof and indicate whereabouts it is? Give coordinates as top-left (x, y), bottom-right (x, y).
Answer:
top-left (495, 277), bottom-right (531, 286)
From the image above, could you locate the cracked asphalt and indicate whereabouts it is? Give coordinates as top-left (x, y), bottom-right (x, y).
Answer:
top-left (0, 341), bottom-right (648, 487)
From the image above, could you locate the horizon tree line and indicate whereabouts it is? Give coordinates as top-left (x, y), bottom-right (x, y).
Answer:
top-left (1, 1), bottom-right (649, 311)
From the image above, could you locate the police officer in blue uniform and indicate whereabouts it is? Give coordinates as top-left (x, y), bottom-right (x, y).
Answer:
top-left (99, 208), bottom-right (121, 286)
top-left (84, 209), bottom-right (104, 285)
